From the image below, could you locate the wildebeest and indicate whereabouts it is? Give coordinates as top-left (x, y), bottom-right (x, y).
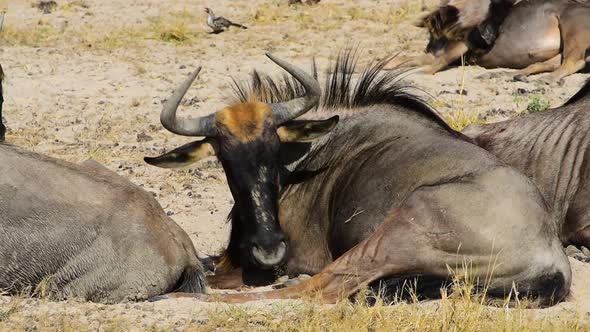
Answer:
top-left (463, 78), bottom-right (590, 250)
top-left (145, 55), bottom-right (338, 283)
top-left (384, 0), bottom-right (590, 82)
top-left (0, 64), bottom-right (5, 141)
top-left (0, 138), bottom-right (205, 301)
top-left (146, 52), bottom-right (570, 305)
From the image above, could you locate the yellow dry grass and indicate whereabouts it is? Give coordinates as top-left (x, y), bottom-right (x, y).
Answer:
top-left (444, 109), bottom-right (484, 131)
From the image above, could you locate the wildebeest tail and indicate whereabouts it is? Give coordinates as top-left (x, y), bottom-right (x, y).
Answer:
top-left (564, 78), bottom-right (590, 106)
top-left (174, 265), bottom-right (207, 294)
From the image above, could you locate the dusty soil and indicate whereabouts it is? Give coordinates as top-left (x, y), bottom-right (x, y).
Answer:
top-left (1, 0), bottom-right (589, 330)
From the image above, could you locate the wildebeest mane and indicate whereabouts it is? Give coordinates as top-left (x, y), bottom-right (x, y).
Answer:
top-left (232, 50), bottom-right (460, 135)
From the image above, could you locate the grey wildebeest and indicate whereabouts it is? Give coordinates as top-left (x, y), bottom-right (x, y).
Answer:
top-left (463, 78), bottom-right (590, 251)
top-left (0, 68), bottom-right (204, 302)
top-left (145, 52), bottom-right (571, 305)
top-left (0, 149), bottom-right (205, 302)
top-left (384, 0), bottom-right (590, 82)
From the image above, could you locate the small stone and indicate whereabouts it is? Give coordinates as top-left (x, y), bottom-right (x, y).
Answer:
top-left (582, 246), bottom-right (590, 256)
top-left (276, 275), bottom-right (289, 283)
top-left (136, 132), bottom-right (153, 142)
top-left (166, 211), bottom-right (174, 216)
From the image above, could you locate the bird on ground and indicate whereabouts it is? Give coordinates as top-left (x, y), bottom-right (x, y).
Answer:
top-left (204, 7), bottom-right (247, 34)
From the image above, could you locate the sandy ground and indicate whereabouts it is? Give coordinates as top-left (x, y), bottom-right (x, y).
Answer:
top-left (1, 0), bottom-right (590, 329)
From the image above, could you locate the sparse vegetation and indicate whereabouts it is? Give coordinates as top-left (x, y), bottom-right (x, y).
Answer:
top-left (150, 18), bottom-right (190, 43)
top-left (526, 96), bottom-right (551, 114)
top-left (60, 0), bottom-right (89, 11)
top-left (1, 24), bottom-right (59, 47)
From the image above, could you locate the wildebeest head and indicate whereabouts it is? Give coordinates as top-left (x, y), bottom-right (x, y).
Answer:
top-left (144, 54), bottom-right (338, 269)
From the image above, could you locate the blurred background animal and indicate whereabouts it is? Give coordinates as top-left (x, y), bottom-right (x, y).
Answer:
top-left (385, 0), bottom-right (590, 83)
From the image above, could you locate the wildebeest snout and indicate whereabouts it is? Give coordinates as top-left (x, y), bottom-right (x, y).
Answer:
top-left (250, 233), bottom-right (288, 269)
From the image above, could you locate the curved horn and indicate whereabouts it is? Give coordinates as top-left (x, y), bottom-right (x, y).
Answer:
top-left (160, 67), bottom-right (217, 137)
top-left (266, 53), bottom-right (321, 124)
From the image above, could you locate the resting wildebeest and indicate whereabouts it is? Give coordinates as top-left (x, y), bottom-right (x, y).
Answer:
top-left (1, 64), bottom-right (5, 141)
top-left (384, 0), bottom-right (590, 82)
top-left (0, 139), bottom-right (204, 301)
top-left (463, 78), bottom-right (590, 251)
top-left (145, 52), bottom-right (570, 305)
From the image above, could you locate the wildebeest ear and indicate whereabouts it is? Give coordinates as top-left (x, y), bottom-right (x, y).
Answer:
top-left (276, 116), bottom-right (339, 143)
top-left (144, 138), bottom-right (218, 169)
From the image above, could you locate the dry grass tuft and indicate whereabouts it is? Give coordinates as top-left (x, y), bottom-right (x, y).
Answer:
top-left (148, 13), bottom-right (196, 44)
top-left (444, 109), bottom-right (484, 131)
top-left (1, 24), bottom-right (59, 47)
top-left (60, 0), bottom-right (90, 11)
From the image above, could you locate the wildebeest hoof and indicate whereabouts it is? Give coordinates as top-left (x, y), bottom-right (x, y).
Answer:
top-left (272, 274), bottom-right (311, 289)
top-left (538, 76), bottom-right (562, 86)
top-left (513, 74), bottom-right (529, 82)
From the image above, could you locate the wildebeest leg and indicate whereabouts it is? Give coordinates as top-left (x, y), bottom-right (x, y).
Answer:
top-left (512, 55), bottom-right (561, 82)
top-left (206, 268), bottom-right (246, 289)
top-left (544, 58), bottom-right (587, 83)
top-left (383, 41), bottom-right (468, 73)
top-left (420, 41), bottom-right (469, 75)
top-left (382, 53), bottom-right (436, 70)
top-left (543, 10), bottom-right (590, 83)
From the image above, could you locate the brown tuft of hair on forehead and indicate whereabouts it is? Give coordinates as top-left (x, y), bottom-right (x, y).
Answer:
top-left (215, 102), bottom-right (275, 142)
